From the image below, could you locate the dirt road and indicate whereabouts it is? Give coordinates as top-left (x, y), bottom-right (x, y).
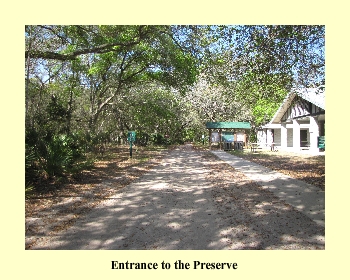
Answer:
top-left (29, 145), bottom-right (324, 250)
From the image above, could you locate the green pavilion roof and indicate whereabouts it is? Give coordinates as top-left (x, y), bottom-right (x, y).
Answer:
top-left (205, 122), bottom-right (251, 129)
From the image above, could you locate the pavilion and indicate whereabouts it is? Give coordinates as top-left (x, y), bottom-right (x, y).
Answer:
top-left (205, 122), bottom-right (251, 150)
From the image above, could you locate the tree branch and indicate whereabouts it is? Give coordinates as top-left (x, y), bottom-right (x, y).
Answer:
top-left (25, 39), bottom-right (143, 61)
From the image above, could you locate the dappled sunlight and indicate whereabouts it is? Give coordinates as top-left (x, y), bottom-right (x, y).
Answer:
top-left (208, 150), bottom-right (324, 250)
top-left (150, 182), bottom-right (169, 189)
top-left (31, 146), bottom-right (230, 249)
top-left (167, 222), bottom-right (186, 230)
top-left (280, 234), bottom-right (298, 242)
top-left (228, 149), bottom-right (325, 190)
top-left (212, 150), bottom-right (325, 228)
top-left (29, 145), bottom-right (324, 250)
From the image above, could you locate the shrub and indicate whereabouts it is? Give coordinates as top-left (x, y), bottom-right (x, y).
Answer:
top-left (43, 135), bottom-right (74, 176)
top-left (40, 134), bottom-right (85, 177)
top-left (25, 144), bottom-right (39, 194)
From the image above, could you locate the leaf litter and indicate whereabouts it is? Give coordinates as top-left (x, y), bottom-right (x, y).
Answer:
top-left (26, 144), bottom-right (325, 250)
top-left (200, 149), bottom-right (324, 249)
top-left (25, 145), bottom-right (170, 249)
top-left (228, 150), bottom-right (325, 191)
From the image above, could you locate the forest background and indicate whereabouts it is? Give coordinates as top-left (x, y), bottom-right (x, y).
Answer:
top-left (25, 25), bottom-right (325, 191)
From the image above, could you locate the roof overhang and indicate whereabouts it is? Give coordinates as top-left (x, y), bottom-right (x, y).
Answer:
top-left (269, 87), bottom-right (325, 124)
top-left (269, 92), bottom-right (296, 124)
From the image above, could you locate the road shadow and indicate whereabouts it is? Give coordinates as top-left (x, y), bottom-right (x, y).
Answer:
top-left (30, 145), bottom-right (325, 250)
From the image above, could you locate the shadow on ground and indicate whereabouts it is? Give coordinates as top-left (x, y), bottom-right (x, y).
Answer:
top-left (30, 145), bottom-right (325, 250)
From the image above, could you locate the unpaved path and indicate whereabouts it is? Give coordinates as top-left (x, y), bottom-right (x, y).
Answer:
top-left (30, 145), bottom-right (324, 250)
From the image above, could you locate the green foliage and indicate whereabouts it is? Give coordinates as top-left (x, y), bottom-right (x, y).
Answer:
top-left (182, 129), bottom-right (196, 142)
top-left (26, 128), bottom-right (85, 181)
top-left (251, 99), bottom-right (279, 126)
top-left (25, 143), bottom-right (40, 195)
top-left (249, 87), bottom-right (287, 126)
top-left (46, 96), bottom-right (70, 122)
top-left (150, 133), bottom-right (167, 145)
top-left (25, 25), bottom-right (324, 193)
top-left (44, 135), bottom-right (74, 176)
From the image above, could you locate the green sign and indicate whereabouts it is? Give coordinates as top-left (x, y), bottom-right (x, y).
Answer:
top-left (221, 131), bottom-right (234, 142)
top-left (318, 136), bottom-right (325, 149)
top-left (127, 131), bottom-right (136, 143)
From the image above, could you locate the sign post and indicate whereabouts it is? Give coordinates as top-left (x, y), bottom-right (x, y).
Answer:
top-left (127, 131), bottom-right (136, 158)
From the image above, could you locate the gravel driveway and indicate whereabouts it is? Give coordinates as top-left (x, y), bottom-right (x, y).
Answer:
top-left (30, 145), bottom-right (324, 250)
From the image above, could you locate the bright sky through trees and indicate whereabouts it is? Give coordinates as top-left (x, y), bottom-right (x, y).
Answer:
top-left (25, 25), bottom-right (325, 183)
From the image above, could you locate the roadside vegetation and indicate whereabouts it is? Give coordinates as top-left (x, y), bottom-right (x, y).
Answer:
top-left (26, 143), bottom-right (169, 198)
top-left (25, 25), bottom-right (324, 196)
top-left (25, 25), bottom-right (325, 249)
top-left (25, 143), bottom-right (170, 249)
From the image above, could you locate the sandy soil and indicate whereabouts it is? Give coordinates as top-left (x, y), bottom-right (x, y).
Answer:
top-left (26, 145), bottom-right (324, 250)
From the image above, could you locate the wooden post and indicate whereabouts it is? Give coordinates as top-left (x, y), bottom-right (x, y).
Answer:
top-left (209, 129), bottom-right (212, 150)
top-left (243, 131), bottom-right (247, 148)
top-left (219, 129), bottom-right (222, 150)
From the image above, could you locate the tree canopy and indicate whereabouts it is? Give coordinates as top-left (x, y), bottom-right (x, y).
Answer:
top-left (25, 25), bottom-right (325, 184)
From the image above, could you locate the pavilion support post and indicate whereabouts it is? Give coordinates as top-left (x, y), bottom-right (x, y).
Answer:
top-left (219, 129), bottom-right (222, 150)
top-left (243, 131), bottom-right (247, 147)
top-left (209, 129), bottom-right (212, 150)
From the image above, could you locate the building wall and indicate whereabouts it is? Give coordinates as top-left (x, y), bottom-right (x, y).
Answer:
top-left (274, 129), bottom-right (281, 145)
top-left (257, 129), bottom-right (266, 145)
top-left (258, 121), bottom-right (319, 150)
top-left (257, 129), bottom-right (279, 146)
top-left (287, 128), bottom-right (293, 147)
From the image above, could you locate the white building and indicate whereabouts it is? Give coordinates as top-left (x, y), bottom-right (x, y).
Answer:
top-left (257, 87), bottom-right (325, 153)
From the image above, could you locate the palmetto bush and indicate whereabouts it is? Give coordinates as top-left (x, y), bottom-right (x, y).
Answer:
top-left (25, 131), bottom-right (87, 195)
top-left (43, 135), bottom-right (76, 177)
top-left (25, 144), bottom-right (38, 196)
